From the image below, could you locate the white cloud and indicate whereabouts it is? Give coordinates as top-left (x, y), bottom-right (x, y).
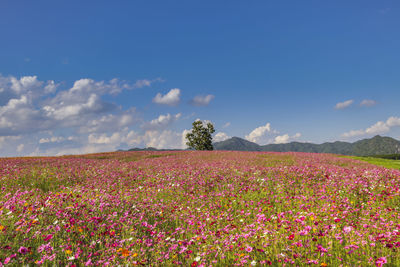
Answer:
top-left (133, 77), bottom-right (163, 89)
top-left (360, 99), bottom-right (377, 107)
top-left (39, 136), bottom-right (66, 144)
top-left (153, 88), bottom-right (181, 106)
top-left (0, 74), bottom-right (162, 156)
top-left (222, 122), bottom-right (231, 128)
top-left (79, 108), bottom-right (138, 134)
top-left (191, 94), bottom-right (215, 106)
top-left (245, 122), bottom-right (300, 145)
top-left (10, 75), bottom-right (43, 95)
top-left (274, 134), bottom-right (289, 144)
top-left (142, 113), bottom-right (181, 130)
top-left (0, 94), bottom-right (43, 135)
top-left (365, 121), bottom-right (390, 135)
top-left (342, 116), bottom-right (400, 138)
top-left (335, 99), bottom-right (354, 110)
top-left (213, 132), bottom-right (230, 142)
top-left (387, 116), bottom-right (400, 127)
top-left (44, 80), bottom-right (59, 94)
top-left (17, 144), bottom-right (24, 152)
top-left (181, 129), bottom-right (191, 149)
top-left (245, 123), bottom-right (273, 143)
top-left (274, 133), bottom-right (301, 144)
top-left (141, 130), bottom-right (186, 149)
top-left (88, 132), bottom-right (122, 145)
top-left (342, 130), bottom-right (365, 138)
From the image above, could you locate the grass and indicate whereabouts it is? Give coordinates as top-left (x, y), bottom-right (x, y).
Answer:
top-left (346, 156), bottom-right (400, 170)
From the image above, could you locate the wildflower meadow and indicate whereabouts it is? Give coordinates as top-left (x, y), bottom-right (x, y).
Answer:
top-left (0, 151), bottom-right (399, 266)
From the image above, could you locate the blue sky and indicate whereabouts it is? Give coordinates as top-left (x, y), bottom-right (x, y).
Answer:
top-left (1, 1), bottom-right (400, 156)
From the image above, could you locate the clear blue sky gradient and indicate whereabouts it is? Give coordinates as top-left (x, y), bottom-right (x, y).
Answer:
top-left (1, 1), bottom-right (400, 155)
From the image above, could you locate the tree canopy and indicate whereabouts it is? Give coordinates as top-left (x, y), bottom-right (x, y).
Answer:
top-left (185, 120), bottom-right (215, 150)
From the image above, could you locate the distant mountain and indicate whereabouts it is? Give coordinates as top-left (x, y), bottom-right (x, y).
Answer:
top-left (125, 147), bottom-right (183, 152)
top-left (213, 135), bottom-right (400, 156)
top-left (213, 137), bottom-right (262, 151)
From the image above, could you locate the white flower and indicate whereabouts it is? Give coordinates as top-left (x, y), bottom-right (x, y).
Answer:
top-left (68, 256), bottom-right (75, 261)
top-left (194, 256), bottom-right (201, 261)
top-left (251, 260), bottom-right (257, 266)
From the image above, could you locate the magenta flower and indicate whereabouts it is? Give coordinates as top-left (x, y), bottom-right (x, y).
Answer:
top-left (18, 246), bottom-right (28, 254)
top-left (375, 257), bottom-right (387, 266)
top-left (43, 234), bottom-right (53, 241)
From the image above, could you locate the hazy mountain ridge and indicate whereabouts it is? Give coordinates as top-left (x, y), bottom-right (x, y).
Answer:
top-left (213, 135), bottom-right (400, 156)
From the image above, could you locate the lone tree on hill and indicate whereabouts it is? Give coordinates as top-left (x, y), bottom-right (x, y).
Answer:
top-left (186, 120), bottom-right (215, 150)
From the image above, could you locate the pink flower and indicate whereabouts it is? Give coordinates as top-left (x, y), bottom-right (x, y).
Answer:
top-left (375, 257), bottom-right (387, 267)
top-left (245, 246), bottom-right (253, 252)
top-left (343, 226), bottom-right (352, 234)
top-left (18, 246), bottom-right (28, 254)
top-left (43, 234), bottom-right (53, 241)
top-left (4, 257), bottom-right (11, 264)
top-left (317, 245), bottom-right (328, 253)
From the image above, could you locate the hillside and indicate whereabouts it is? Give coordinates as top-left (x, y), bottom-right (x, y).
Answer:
top-left (213, 135), bottom-right (400, 156)
top-left (213, 137), bottom-right (262, 151)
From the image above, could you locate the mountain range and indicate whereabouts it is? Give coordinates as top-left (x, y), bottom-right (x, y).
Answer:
top-left (213, 135), bottom-right (400, 156)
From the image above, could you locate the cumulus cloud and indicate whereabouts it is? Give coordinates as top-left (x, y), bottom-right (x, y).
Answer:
top-left (79, 108), bottom-right (138, 134)
top-left (141, 130), bottom-right (186, 149)
top-left (153, 88), bottom-right (181, 106)
top-left (360, 99), bottom-right (377, 107)
top-left (142, 113), bottom-right (181, 130)
top-left (190, 94), bottom-right (215, 106)
top-left (245, 122), bottom-right (300, 145)
top-left (0, 74), bottom-right (162, 156)
top-left (342, 116), bottom-right (400, 138)
top-left (335, 100), bottom-right (354, 110)
top-left (0, 75), bottom-right (149, 136)
top-left (213, 132), bottom-right (230, 142)
top-left (274, 133), bottom-right (301, 144)
top-left (245, 123), bottom-right (273, 143)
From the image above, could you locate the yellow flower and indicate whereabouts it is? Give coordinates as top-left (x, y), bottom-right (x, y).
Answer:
top-left (133, 253), bottom-right (138, 257)
top-left (321, 263), bottom-right (328, 267)
top-left (65, 250), bottom-right (72, 254)
top-left (0, 225), bottom-right (4, 231)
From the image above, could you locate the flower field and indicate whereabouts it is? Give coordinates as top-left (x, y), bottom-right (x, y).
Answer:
top-left (0, 151), bottom-right (399, 266)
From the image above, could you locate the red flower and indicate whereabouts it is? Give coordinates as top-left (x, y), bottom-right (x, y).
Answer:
top-left (191, 261), bottom-right (198, 267)
top-left (288, 234), bottom-right (294, 240)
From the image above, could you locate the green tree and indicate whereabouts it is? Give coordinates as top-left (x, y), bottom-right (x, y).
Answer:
top-left (186, 120), bottom-right (215, 150)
